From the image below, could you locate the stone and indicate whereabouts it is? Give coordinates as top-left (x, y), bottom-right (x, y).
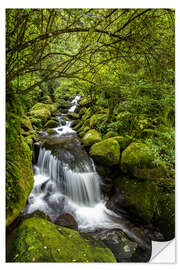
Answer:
top-left (6, 217), bottom-right (116, 262)
top-left (90, 138), bottom-right (120, 166)
top-left (66, 112), bottom-right (80, 120)
top-left (44, 119), bottom-right (59, 128)
top-left (90, 228), bottom-right (151, 262)
top-left (107, 177), bottom-right (157, 224)
top-left (154, 192), bottom-right (175, 240)
top-left (82, 129), bottom-right (102, 147)
top-left (120, 142), bottom-right (166, 180)
top-left (6, 137), bottom-right (34, 227)
top-left (55, 213), bottom-right (78, 230)
top-left (30, 108), bottom-right (51, 123)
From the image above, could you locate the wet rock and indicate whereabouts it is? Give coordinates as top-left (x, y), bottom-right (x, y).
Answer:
top-left (33, 142), bottom-right (40, 164)
top-left (90, 228), bottom-right (151, 262)
top-left (55, 213), bottom-right (78, 230)
top-left (6, 217), bottom-right (116, 262)
top-left (101, 178), bottom-right (113, 193)
top-left (67, 112), bottom-right (79, 120)
top-left (121, 142), bottom-right (167, 180)
top-left (107, 177), bottom-right (157, 224)
top-left (90, 138), bottom-right (120, 167)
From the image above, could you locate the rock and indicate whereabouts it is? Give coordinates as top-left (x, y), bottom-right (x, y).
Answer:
top-left (21, 118), bottom-right (33, 131)
top-left (120, 142), bottom-right (166, 180)
top-left (33, 142), bottom-right (40, 164)
top-left (90, 138), bottom-right (120, 166)
top-left (30, 117), bottom-right (42, 128)
top-left (82, 129), bottom-right (102, 147)
top-left (107, 177), bottom-right (157, 224)
top-left (30, 108), bottom-right (51, 123)
top-left (154, 192), bottom-right (175, 240)
top-left (90, 229), bottom-right (151, 262)
top-left (101, 178), bottom-right (113, 193)
top-left (66, 112), bottom-right (79, 120)
top-left (103, 131), bottom-right (119, 139)
top-left (44, 119), bottom-right (59, 128)
top-left (6, 137), bottom-right (34, 227)
top-left (49, 103), bottom-right (59, 114)
top-left (6, 217), bottom-right (116, 262)
top-left (58, 99), bottom-right (71, 109)
top-left (95, 164), bottom-right (112, 178)
top-left (55, 213), bottom-right (78, 230)
top-left (46, 129), bottom-right (58, 135)
top-left (70, 120), bottom-right (80, 128)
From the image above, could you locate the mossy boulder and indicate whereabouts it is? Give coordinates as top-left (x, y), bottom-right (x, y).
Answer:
top-left (49, 103), bottom-right (59, 114)
top-left (21, 118), bottom-right (32, 131)
top-left (82, 129), bottom-right (102, 147)
top-left (154, 192), bottom-right (175, 240)
top-left (90, 138), bottom-right (120, 166)
top-left (46, 129), bottom-right (58, 135)
top-left (7, 217), bottom-right (116, 262)
top-left (31, 103), bottom-right (49, 111)
top-left (30, 109), bottom-right (51, 123)
top-left (104, 131), bottom-right (119, 139)
top-left (58, 99), bottom-right (71, 109)
top-left (67, 112), bottom-right (80, 120)
top-left (111, 177), bottom-right (157, 224)
top-left (6, 137), bottom-right (34, 227)
top-left (30, 117), bottom-right (42, 128)
top-left (120, 142), bottom-right (166, 180)
top-left (44, 119), bottom-right (59, 128)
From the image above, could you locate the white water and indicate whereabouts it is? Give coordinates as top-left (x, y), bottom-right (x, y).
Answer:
top-left (24, 96), bottom-right (136, 235)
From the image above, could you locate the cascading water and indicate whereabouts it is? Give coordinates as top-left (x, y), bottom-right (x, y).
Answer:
top-left (24, 96), bottom-right (150, 248)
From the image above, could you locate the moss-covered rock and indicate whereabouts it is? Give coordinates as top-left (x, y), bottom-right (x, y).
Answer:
top-left (31, 103), bottom-right (49, 111)
top-left (154, 192), bottom-right (175, 240)
top-left (6, 137), bottom-right (34, 227)
top-left (46, 129), bottom-right (58, 135)
top-left (82, 129), bottom-right (102, 147)
top-left (111, 177), bottom-right (157, 224)
top-left (120, 142), bottom-right (166, 180)
top-left (44, 119), bottom-right (59, 128)
top-left (90, 138), bottom-right (120, 166)
top-left (67, 112), bottom-right (80, 120)
top-left (49, 103), bottom-right (59, 114)
top-left (79, 98), bottom-right (90, 107)
top-left (58, 99), bottom-right (71, 109)
top-left (30, 117), bottom-right (42, 128)
top-left (112, 135), bottom-right (133, 150)
top-left (21, 118), bottom-right (32, 131)
top-left (104, 131), bottom-right (119, 139)
top-left (7, 217), bottom-right (116, 262)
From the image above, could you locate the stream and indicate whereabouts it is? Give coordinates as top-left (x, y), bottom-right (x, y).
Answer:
top-left (23, 95), bottom-right (152, 260)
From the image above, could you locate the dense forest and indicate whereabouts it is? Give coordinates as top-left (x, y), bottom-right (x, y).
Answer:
top-left (6, 8), bottom-right (175, 263)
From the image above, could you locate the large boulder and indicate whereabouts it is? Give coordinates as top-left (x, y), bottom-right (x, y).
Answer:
top-left (154, 191), bottom-right (175, 240)
top-left (82, 129), bottom-right (102, 147)
top-left (91, 229), bottom-right (151, 262)
top-left (58, 99), bottom-right (71, 109)
top-left (107, 177), bottom-right (157, 224)
top-left (7, 217), bottom-right (116, 262)
top-left (90, 138), bottom-right (120, 166)
top-left (120, 142), bottom-right (166, 180)
top-left (6, 137), bottom-right (34, 226)
top-left (30, 108), bottom-right (51, 123)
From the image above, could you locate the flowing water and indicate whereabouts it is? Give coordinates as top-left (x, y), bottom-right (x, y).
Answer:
top-left (24, 96), bottom-right (150, 248)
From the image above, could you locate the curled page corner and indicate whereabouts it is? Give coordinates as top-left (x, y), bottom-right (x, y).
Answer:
top-left (150, 239), bottom-right (175, 263)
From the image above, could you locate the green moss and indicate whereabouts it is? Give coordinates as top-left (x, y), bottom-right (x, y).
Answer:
top-left (82, 129), bottom-right (102, 146)
top-left (30, 117), bottom-right (42, 128)
top-left (44, 119), bottom-right (59, 128)
top-left (115, 177), bottom-right (157, 223)
top-left (58, 99), bottom-right (71, 109)
top-left (90, 138), bottom-right (120, 166)
top-left (120, 142), bottom-right (166, 180)
top-left (7, 217), bottom-right (116, 262)
top-left (6, 137), bottom-right (34, 227)
top-left (40, 96), bottom-right (52, 104)
top-left (49, 103), bottom-right (59, 114)
top-left (113, 135), bottom-right (133, 150)
top-left (30, 108), bottom-right (51, 123)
